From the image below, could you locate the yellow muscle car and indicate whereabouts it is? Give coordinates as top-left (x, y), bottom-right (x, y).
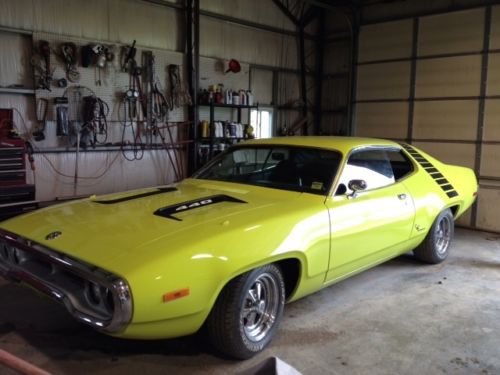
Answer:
top-left (0, 137), bottom-right (477, 359)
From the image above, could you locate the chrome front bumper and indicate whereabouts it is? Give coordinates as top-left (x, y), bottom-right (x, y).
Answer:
top-left (0, 229), bottom-right (132, 333)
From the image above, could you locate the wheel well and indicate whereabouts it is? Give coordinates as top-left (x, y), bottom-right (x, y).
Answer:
top-left (448, 205), bottom-right (459, 218)
top-left (275, 258), bottom-right (301, 300)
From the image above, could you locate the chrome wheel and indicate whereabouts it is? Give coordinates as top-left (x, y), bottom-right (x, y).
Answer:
top-left (241, 273), bottom-right (280, 342)
top-left (207, 264), bottom-right (285, 359)
top-left (435, 214), bottom-right (452, 255)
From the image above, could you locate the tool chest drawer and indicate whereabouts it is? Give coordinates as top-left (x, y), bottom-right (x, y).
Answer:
top-left (0, 200), bottom-right (38, 221)
top-left (0, 144), bottom-right (26, 186)
top-left (0, 171), bottom-right (26, 186)
top-left (0, 185), bottom-right (35, 205)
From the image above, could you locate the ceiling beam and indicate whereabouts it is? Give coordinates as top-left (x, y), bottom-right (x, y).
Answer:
top-left (271, 0), bottom-right (300, 26)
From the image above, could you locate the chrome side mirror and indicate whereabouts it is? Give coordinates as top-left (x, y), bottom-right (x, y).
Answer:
top-left (348, 179), bottom-right (367, 191)
top-left (347, 179), bottom-right (367, 199)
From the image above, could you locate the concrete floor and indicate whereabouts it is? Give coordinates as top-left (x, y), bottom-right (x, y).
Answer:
top-left (1, 228), bottom-right (499, 375)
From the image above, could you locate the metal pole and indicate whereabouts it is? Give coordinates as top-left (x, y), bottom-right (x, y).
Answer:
top-left (298, 25), bottom-right (308, 135)
top-left (347, 10), bottom-right (358, 136)
top-left (407, 18), bottom-right (419, 143)
top-left (186, 0), bottom-right (199, 174)
top-left (313, 13), bottom-right (325, 135)
top-left (472, 5), bottom-right (492, 228)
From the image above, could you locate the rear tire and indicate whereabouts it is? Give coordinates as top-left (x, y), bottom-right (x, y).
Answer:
top-left (414, 208), bottom-right (454, 264)
top-left (207, 264), bottom-right (285, 359)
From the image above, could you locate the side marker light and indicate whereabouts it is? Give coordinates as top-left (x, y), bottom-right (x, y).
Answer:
top-left (163, 288), bottom-right (190, 303)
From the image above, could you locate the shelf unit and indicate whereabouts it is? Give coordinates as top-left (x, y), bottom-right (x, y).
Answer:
top-left (198, 102), bottom-right (258, 165)
top-left (0, 87), bottom-right (36, 95)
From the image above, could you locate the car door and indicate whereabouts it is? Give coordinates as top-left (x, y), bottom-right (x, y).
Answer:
top-left (324, 147), bottom-right (416, 283)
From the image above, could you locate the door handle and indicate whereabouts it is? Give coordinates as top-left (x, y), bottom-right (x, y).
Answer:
top-left (398, 194), bottom-right (407, 200)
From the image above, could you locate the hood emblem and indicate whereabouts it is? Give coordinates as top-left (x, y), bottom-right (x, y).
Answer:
top-left (46, 231), bottom-right (62, 240)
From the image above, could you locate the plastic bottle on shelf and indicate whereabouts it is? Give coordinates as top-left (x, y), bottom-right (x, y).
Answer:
top-left (232, 92), bottom-right (240, 105)
top-left (215, 88), bottom-right (222, 104)
top-left (247, 90), bottom-right (253, 106)
top-left (218, 122), bottom-right (224, 138)
top-left (239, 90), bottom-right (246, 106)
top-left (225, 89), bottom-right (232, 104)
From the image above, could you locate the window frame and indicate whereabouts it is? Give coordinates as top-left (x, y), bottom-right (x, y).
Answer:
top-left (331, 145), bottom-right (417, 196)
top-left (193, 144), bottom-right (343, 196)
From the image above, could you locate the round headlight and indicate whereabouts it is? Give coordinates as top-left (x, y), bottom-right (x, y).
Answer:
top-left (86, 282), bottom-right (105, 305)
top-left (85, 282), bottom-right (114, 312)
top-left (0, 243), bottom-right (12, 261)
top-left (12, 248), bottom-right (26, 265)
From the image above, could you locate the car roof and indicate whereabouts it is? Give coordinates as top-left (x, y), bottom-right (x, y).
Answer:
top-left (240, 136), bottom-right (400, 154)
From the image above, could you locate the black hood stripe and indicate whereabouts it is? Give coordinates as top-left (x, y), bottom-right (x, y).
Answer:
top-left (93, 187), bottom-right (177, 204)
top-left (154, 195), bottom-right (247, 221)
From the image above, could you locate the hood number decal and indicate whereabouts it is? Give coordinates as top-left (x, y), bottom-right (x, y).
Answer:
top-left (155, 195), bottom-right (247, 221)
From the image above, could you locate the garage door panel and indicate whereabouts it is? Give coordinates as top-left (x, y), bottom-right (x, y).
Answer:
top-left (480, 144), bottom-right (500, 177)
top-left (357, 61), bottom-right (411, 100)
top-left (415, 55), bottom-right (481, 98)
top-left (490, 5), bottom-right (500, 50)
top-left (486, 54), bottom-right (500, 96)
top-left (413, 100), bottom-right (478, 140)
top-left (358, 19), bottom-right (413, 63)
top-left (476, 187), bottom-right (500, 231)
top-left (483, 99), bottom-right (500, 141)
top-left (413, 142), bottom-right (475, 169)
top-left (355, 102), bottom-right (408, 139)
top-left (456, 207), bottom-right (472, 227)
top-left (418, 8), bottom-right (484, 56)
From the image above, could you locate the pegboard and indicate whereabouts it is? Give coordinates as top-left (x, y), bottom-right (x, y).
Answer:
top-left (32, 31), bottom-right (188, 149)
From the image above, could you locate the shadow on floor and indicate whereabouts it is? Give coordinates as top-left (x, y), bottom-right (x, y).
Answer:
top-left (0, 253), bottom-right (425, 364)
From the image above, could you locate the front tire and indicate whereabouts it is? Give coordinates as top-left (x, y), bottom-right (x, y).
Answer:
top-left (414, 208), bottom-right (454, 264)
top-left (207, 264), bottom-right (285, 359)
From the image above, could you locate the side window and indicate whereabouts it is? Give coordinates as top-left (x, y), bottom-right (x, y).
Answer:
top-left (338, 149), bottom-right (395, 193)
top-left (387, 150), bottom-right (414, 181)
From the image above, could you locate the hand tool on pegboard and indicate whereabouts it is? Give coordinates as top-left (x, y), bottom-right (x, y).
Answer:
top-left (145, 51), bottom-right (181, 180)
top-left (32, 98), bottom-right (48, 141)
top-left (167, 65), bottom-right (192, 110)
top-left (32, 40), bottom-right (53, 91)
top-left (121, 40), bottom-right (137, 73)
top-left (59, 42), bottom-right (80, 83)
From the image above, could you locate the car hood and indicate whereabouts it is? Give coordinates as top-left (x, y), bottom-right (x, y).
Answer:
top-left (0, 179), bottom-right (302, 273)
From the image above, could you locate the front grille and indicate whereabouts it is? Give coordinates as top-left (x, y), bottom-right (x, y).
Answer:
top-left (0, 230), bottom-right (132, 332)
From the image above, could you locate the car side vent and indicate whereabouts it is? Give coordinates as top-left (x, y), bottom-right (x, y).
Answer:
top-left (93, 187), bottom-right (178, 204)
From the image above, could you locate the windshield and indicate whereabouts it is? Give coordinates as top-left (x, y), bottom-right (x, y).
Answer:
top-left (193, 145), bottom-right (342, 195)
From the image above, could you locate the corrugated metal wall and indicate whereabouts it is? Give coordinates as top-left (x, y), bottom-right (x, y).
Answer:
top-left (354, 4), bottom-right (500, 233)
top-left (0, 0), bottom-right (300, 202)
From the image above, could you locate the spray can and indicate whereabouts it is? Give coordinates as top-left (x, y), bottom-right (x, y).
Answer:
top-left (200, 120), bottom-right (210, 138)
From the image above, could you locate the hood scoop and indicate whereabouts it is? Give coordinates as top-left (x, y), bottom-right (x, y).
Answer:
top-left (154, 195), bottom-right (247, 221)
top-left (93, 187), bottom-right (177, 204)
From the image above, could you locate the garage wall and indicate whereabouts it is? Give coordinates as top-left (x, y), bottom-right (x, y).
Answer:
top-left (354, 4), bottom-right (500, 233)
top-left (0, 0), bottom-right (302, 202)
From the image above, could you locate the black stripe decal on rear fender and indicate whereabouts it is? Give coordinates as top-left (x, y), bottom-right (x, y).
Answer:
top-left (154, 195), bottom-right (247, 221)
top-left (93, 187), bottom-right (178, 204)
top-left (400, 144), bottom-right (459, 198)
